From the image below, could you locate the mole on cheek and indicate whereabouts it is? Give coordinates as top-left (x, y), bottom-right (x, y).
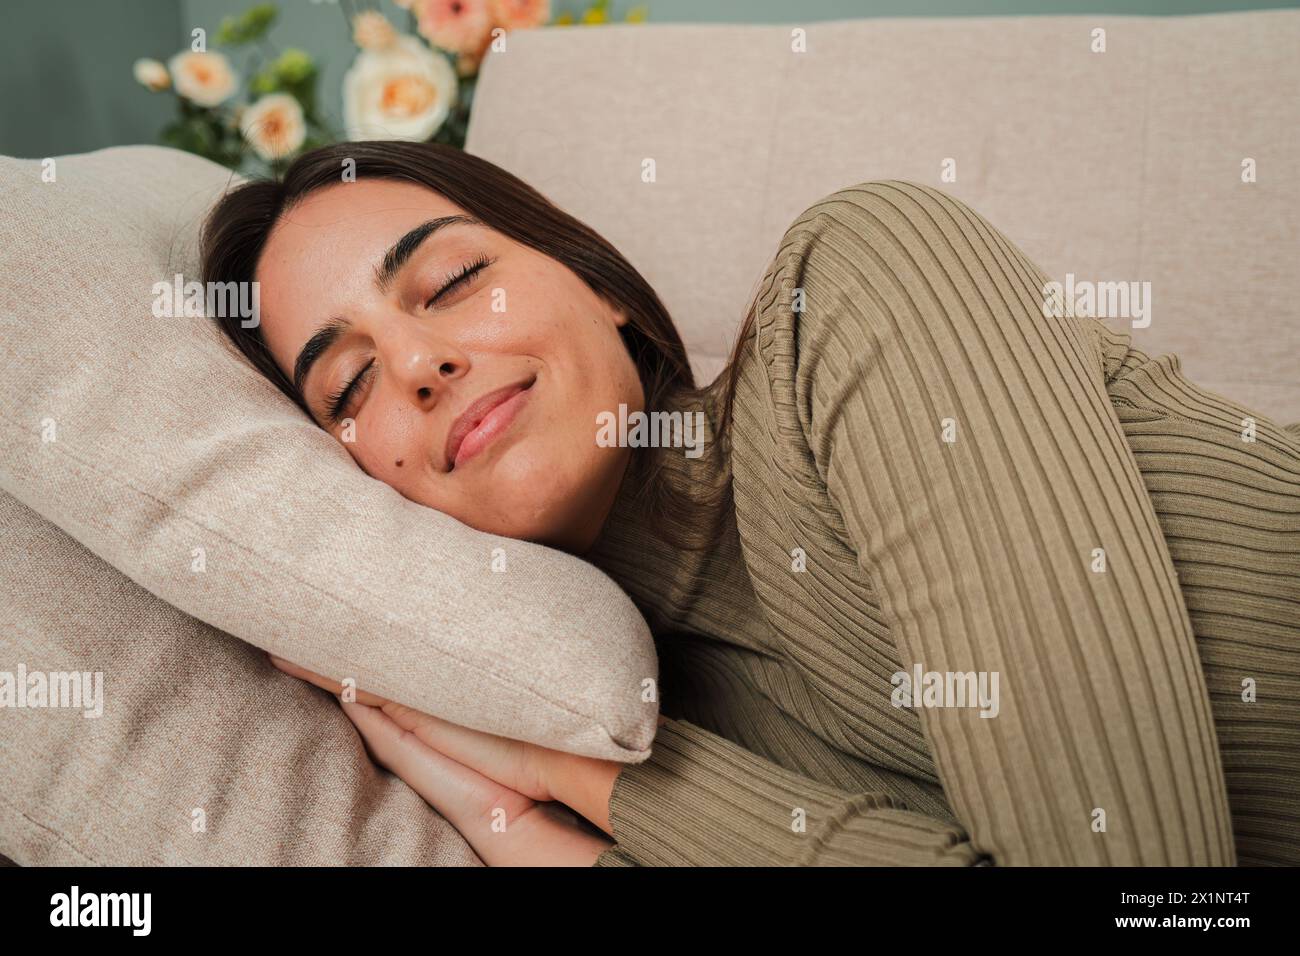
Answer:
top-left (395, 459), bottom-right (403, 467)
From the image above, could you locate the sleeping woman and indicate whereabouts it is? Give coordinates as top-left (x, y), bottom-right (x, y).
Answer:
top-left (201, 141), bottom-right (1300, 867)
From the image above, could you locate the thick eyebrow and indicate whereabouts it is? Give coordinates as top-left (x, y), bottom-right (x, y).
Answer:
top-left (291, 214), bottom-right (481, 404)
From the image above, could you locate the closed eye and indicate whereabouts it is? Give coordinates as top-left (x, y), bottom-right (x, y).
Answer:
top-left (325, 358), bottom-right (374, 424)
top-left (425, 253), bottom-right (493, 309)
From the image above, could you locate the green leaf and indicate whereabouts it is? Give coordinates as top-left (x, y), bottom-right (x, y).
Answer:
top-left (274, 48), bottom-right (314, 84)
top-left (249, 69), bottom-right (278, 95)
top-left (242, 4), bottom-right (277, 34)
top-left (159, 110), bottom-right (229, 164)
top-left (215, 17), bottom-right (241, 46)
top-left (215, 2), bottom-right (278, 46)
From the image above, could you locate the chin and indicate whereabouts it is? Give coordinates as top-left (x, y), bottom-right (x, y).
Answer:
top-left (492, 445), bottom-right (558, 492)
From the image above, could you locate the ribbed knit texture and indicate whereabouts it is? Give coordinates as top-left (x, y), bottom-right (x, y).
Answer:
top-left (586, 181), bottom-right (1300, 867)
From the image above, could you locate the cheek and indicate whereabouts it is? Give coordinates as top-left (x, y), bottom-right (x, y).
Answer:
top-left (555, 300), bottom-right (633, 394)
top-left (346, 406), bottom-right (423, 485)
top-left (590, 323), bottom-right (644, 416)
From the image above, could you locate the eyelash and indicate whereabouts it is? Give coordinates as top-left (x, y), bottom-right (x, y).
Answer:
top-left (423, 252), bottom-right (492, 310)
top-left (324, 254), bottom-right (493, 424)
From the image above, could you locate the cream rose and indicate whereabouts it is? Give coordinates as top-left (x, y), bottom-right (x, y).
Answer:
top-left (167, 50), bottom-right (237, 107)
top-left (239, 93), bottom-right (307, 161)
top-left (352, 10), bottom-right (398, 52)
top-left (132, 58), bottom-right (170, 92)
top-left (342, 35), bottom-right (457, 142)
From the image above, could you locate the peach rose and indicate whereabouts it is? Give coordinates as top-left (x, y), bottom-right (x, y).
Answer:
top-left (414, 0), bottom-right (493, 56)
top-left (240, 93), bottom-right (306, 161)
top-left (167, 50), bottom-right (237, 108)
top-left (489, 0), bottom-right (550, 31)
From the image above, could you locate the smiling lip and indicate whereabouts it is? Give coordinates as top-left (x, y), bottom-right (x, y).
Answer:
top-left (444, 377), bottom-right (535, 471)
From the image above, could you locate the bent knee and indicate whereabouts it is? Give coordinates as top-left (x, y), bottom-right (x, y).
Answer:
top-left (791, 180), bottom-right (984, 252)
top-left (771, 180), bottom-right (1084, 377)
top-left (777, 180), bottom-right (1003, 315)
top-left (781, 181), bottom-right (1009, 292)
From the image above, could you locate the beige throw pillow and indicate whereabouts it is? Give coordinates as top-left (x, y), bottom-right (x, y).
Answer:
top-left (0, 488), bottom-right (483, 865)
top-left (0, 146), bottom-right (659, 766)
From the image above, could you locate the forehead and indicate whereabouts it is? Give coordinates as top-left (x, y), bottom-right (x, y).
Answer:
top-left (271, 178), bottom-right (464, 239)
top-left (255, 178), bottom-right (469, 371)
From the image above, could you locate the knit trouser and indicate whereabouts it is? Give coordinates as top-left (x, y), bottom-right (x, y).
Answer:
top-left (809, 183), bottom-right (1300, 865)
top-left (754, 182), bottom-right (1299, 865)
top-left (592, 181), bottom-right (1299, 866)
top-left (1094, 320), bottom-right (1300, 865)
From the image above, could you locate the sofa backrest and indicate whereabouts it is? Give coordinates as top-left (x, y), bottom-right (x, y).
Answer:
top-left (466, 11), bottom-right (1300, 424)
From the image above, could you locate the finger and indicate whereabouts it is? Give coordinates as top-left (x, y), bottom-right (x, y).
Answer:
top-left (380, 702), bottom-right (481, 754)
top-left (378, 701), bottom-right (548, 799)
top-left (341, 700), bottom-right (535, 830)
top-left (344, 703), bottom-right (604, 866)
top-left (268, 654), bottom-right (389, 706)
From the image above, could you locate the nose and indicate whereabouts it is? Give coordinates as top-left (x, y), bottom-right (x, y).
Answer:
top-left (377, 322), bottom-right (470, 411)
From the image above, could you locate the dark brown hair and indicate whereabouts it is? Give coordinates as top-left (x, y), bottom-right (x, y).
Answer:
top-left (201, 140), bottom-right (740, 551)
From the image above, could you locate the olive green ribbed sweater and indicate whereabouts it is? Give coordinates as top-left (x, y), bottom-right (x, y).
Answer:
top-left (584, 181), bottom-right (1300, 867)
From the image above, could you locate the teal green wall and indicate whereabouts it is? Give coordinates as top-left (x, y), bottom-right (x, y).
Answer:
top-left (0, 0), bottom-right (181, 158)
top-left (2, 0), bottom-right (1296, 158)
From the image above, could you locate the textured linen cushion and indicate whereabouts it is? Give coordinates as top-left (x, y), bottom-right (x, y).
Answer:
top-left (0, 490), bottom-right (481, 866)
top-left (0, 146), bottom-right (659, 771)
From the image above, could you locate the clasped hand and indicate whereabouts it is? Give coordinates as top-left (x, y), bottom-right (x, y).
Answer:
top-left (268, 654), bottom-right (641, 866)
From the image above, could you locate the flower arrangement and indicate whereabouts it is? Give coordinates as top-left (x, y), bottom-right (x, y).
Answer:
top-left (134, 0), bottom-right (647, 173)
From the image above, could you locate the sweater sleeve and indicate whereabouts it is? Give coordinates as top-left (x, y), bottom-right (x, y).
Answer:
top-left (755, 181), bottom-right (1234, 865)
top-left (592, 717), bottom-right (983, 866)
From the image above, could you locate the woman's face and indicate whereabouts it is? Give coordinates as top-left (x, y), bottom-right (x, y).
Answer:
top-left (255, 179), bottom-right (644, 553)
